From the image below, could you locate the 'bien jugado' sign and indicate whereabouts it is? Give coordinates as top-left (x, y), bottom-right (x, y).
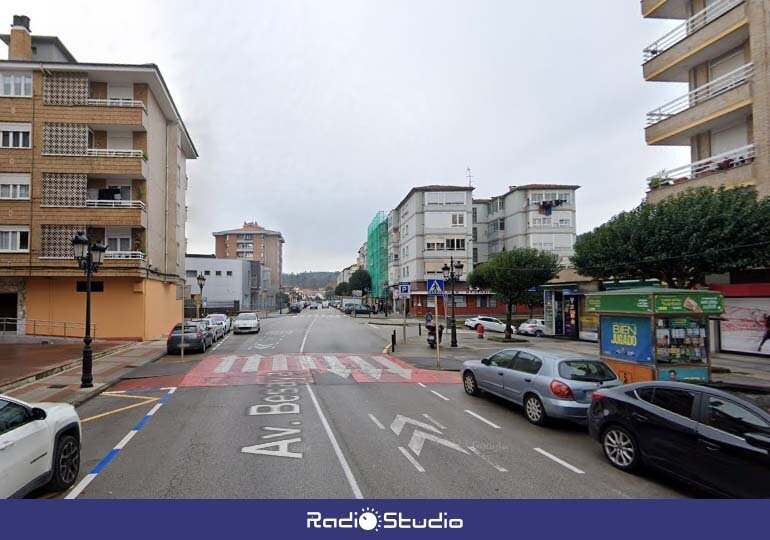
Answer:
top-left (600, 316), bottom-right (653, 364)
top-left (610, 322), bottom-right (637, 347)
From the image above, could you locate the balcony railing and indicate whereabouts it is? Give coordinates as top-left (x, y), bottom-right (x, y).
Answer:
top-left (648, 144), bottom-right (755, 186)
top-left (646, 63), bottom-right (754, 126)
top-left (86, 148), bottom-right (144, 159)
top-left (85, 199), bottom-right (146, 209)
top-left (85, 98), bottom-right (146, 110)
top-left (643, 0), bottom-right (744, 62)
top-left (104, 251), bottom-right (145, 260)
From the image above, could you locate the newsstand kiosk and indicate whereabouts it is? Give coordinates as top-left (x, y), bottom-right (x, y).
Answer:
top-left (585, 288), bottom-right (724, 384)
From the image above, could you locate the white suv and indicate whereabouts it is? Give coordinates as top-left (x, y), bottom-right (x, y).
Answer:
top-left (0, 395), bottom-right (81, 498)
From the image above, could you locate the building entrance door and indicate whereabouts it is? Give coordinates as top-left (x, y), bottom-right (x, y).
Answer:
top-left (0, 293), bottom-right (18, 332)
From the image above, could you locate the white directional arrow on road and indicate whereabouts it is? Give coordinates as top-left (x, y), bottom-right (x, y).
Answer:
top-left (390, 414), bottom-right (469, 457)
top-left (390, 414), bottom-right (442, 436)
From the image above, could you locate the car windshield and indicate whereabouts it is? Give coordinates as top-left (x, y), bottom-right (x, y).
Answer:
top-left (525, 320), bottom-right (540, 324)
top-left (173, 324), bottom-right (199, 334)
top-left (237, 313), bottom-right (257, 320)
top-left (208, 314), bottom-right (226, 322)
top-left (558, 360), bottom-right (616, 382)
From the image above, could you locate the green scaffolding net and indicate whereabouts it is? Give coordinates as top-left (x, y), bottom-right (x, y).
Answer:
top-left (367, 211), bottom-right (389, 299)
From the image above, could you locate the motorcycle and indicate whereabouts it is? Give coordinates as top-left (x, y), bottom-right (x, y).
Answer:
top-left (426, 321), bottom-right (443, 349)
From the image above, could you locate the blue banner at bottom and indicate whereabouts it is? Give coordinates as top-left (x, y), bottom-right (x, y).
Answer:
top-left (1, 500), bottom-right (767, 539)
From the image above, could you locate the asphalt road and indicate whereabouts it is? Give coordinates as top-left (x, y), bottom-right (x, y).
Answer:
top-left (49, 309), bottom-right (695, 499)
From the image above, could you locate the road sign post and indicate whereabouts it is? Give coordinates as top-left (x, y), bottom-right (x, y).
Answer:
top-left (427, 279), bottom-right (444, 368)
top-left (399, 282), bottom-right (411, 343)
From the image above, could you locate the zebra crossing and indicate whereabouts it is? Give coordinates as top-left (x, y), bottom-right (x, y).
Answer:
top-left (180, 353), bottom-right (460, 387)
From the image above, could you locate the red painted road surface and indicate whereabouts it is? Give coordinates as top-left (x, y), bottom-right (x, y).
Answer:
top-left (179, 353), bottom-right (460, 387)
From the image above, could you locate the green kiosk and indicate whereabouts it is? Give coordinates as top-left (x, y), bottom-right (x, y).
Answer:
top-left (585, 288), bottom-right (724, 384)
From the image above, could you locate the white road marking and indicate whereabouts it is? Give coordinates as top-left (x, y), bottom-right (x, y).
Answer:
top-left (421, 413), bottom-right (446, 430)
top-left (371, 355), bottom-right (412, 379)
top-left (146, 404), bottom-right (162, 416)
top-left (323, 355), bottom-right (351, 378)
top-left (214, 356), bottom-right (237, 373)
top-left (468, 446), bottom-right (508, 472)
top-left (299, 316), bottom-right (319, 353)
top-left (408, 430), bottom-right (470, 457)
top-left (298, 355), bottom-right (318, 370)
top-left (349, 356), bottom-right (382, 380)
top-left (306, 384), bottom-right (364, 499)
top-left (430, 390), bottom-right (450, 401)
top-left (390, 414), bottom-right (442, 435)
top-left (241, 355), bottom-right (263, 372)
top-left (464, 409), bottom-right (501, 429)
top-left (65, 473), bottom-right (96, 499)
top-left (271, 355), bottom-right (288, 371)
top-left (114, 430), bottom-right (137, 450)
top-left (417, 383), bottom-right (426, 388)
top-left (534, 447), bottom-right (585, 474)
top-left (398, 446), bottom-right (425, 473)
top-left (368, 414), bottom-right (385, 429)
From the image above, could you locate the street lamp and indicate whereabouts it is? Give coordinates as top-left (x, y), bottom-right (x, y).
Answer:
top-left (72, 231), bottom-right (108, 388)
top-left (197, 273), bottom-right (206, 317)
top-left (442, 256), bottom-right (464, 348)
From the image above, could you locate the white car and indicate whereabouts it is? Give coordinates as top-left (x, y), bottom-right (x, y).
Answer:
top-left (206, 313), bottom-right (231, 333)
top-left (0, 395), bottom-right (81, 498)
top-left (463, 316), bottom-right (507, 333)
top-left (233, 312), bottom-right (261, 334)
top-left (517, 319), bottom-right (546, 336)
top-left (309, 302), bottom-right (319, 310)
top-left (322, 301), bottom-right (330, 309)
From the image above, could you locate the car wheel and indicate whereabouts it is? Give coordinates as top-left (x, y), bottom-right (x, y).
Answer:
top-left (463, 371), bottom-right (481, 396)
top-left (534, 330), bottom-right (544, 337)
top-left (524, 394), bottom-right (547, 426)
top-left (602, 425), bottom-right (640, 472)
top-left (46, 434), bottom-right (80, 492)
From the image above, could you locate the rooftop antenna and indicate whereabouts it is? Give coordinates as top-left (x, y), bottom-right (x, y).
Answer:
top-left (466, 167), bottom-right (474, 188)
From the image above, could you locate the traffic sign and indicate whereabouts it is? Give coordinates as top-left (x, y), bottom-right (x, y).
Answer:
top-left (399, 282), bottom-right (411, 297)
top-left (427, 279), bottom-right (445, 296)
top-left (203, 296), bottom-right (208, 302)
top-left (352, 290), bottom-right (363, 298)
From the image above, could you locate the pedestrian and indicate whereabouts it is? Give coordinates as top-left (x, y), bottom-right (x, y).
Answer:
top-left (668, 369), bottom-right (677, 381)
top-left (758, 314), bottom-right (770, 351)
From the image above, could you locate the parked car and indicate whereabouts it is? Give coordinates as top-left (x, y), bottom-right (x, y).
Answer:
top-left (0, 395), bottom-right (81, 498)
top-left (192, 318), bottom-right (223, 342)
top-left (462, 348), bottom-right (621, 425)
top-left (343, 304), bottom-right (356, 314)
top-left (464, 316), bottom-right (507, 333)
top-left (309, 302), bottom-right (319, 310)
top-left (233, 312), bottom-right (261, 334)
top-left (322, 301), bottom-right (330, 309)
top-left (517, 319), bottom-right (546, 336)
top-left (167, 321), bottom-right (211, 354)
top-left (207, 313), bottom-right (231, 333)
top-left (289, 303), bottom-right (302, 314)
top-left (354, 305), bottom-right (371, 315)
top-left (588, 381), bottom-right (770, 498)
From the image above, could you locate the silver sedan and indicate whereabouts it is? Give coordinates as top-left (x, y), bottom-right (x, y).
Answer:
top-left (461, 348), bottom-right (621, 426)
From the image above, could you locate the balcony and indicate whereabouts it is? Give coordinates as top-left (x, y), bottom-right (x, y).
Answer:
top-left (642, 0), bottom-right (688, 19)
top-left (43, 99), bottom-right (147, 130)
top-left (643, 0), bottom-right (748, 82)
top-left (646, 63), bottom-right (753, 145)
top-left (85, 199), bottom-right (145, 209)
top-left (40, 151), bottom-right (148, 179)
top-left (104, 251), bottom-right (145, 260)
top-left (647, 144), bottom-right (756, 201)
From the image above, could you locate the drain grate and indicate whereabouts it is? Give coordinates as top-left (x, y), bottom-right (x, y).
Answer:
top-left (48, 384), bottom-right (68, 389)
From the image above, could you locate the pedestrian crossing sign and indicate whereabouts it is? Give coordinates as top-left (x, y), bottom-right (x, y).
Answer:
top-left (427, 279), bottom-right (445, 296)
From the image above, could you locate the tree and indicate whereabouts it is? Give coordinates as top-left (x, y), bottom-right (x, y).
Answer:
top-left (334, 282), bottom-right (351, 297)
top-left (348, 268), bottom-right (372, 295)
top-left (324, 286), bottom-right (334, 299)
top-left (572, 187), bottom-right (770, 288)
top-left (468, 248), bottom-right (560, 338)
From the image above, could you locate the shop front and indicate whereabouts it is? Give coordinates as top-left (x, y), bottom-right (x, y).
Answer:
top-left (708, 282), bottom-right (770, 357)
top-left (586, 288), bottom-right (724, 384)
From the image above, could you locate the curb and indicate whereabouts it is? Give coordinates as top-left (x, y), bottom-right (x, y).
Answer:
top-left (0, 341), bottom-right (137, 394)
top-left (69, 348), bottom-right (168, 407)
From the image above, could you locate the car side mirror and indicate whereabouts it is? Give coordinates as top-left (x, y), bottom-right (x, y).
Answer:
top-left (481, 358), bottom-right (490, 365)
top-left (31, 407), bottom-right (47, 421)
top-left (745, 432), bottom-right (770, 450)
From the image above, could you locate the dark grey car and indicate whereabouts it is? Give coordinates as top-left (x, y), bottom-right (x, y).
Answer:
top-left (462, 348), bottom-right (621, 426)
top-left (166, 322), bottom-right (211, 354)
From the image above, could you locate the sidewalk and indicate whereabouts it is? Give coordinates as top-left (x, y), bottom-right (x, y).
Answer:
top-left (3, 340), bottom-right (167, 406)
top-left (392, 331), bottom-right (770, 388)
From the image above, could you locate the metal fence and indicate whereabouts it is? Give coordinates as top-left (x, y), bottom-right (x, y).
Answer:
top-left (0, 317), bottom-right (96, 338)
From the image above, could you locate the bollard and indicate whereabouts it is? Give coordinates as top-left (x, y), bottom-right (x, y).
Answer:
top-left (391, 330), bottom-right (396, 352)
top-left (418, 323), bottom-right (422, 336)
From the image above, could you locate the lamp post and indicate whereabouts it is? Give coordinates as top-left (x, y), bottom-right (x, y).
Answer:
top-left (196, 273), bottom-right (206, 317)
top-left (442, 256), bottom-right (464, 348)
top-left (72, 231), bottom-right (108, 388)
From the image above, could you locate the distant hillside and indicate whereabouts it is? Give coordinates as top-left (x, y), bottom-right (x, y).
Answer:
top-left (282, 271), bottom-right (339, 290)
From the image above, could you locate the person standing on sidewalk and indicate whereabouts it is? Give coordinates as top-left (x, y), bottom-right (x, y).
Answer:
top-left (758, 314), bottom-right (770, 352)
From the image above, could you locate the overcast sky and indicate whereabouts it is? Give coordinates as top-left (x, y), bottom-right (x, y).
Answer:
top-left (3, 1), bottom-right (689, 273)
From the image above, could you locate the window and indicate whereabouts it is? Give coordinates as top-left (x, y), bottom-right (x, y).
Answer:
top-left (0, 123), bottom-right (31, 149)
top-left (512, 352), bottom-right (543, 374)
top-left (105, 228), bottom-right (131, 252)
top-left (473, 247), bottom-right (478, 264)
top-left (451, 213), bottom-right (464, 227)
top-left (558, 361), bottom-right (616, 382)
top-left (530, 193), bottom-right (543, 203)
top-left (0, 399), bottom-right (31, 435)
top-left (0, 174), bottom-right (30, 200)
top-left (446, 238), bottom-right (465, 251)
top-left (705, 396), bottom-right (769, 438)
top-left (215, 271), bottom-right (222, 276)
top-left (0, 72), bottom-right (32, 97)
top-left (452, 296), bottom-right (467, 308)
top-left (472, 227), bottom-right (477, 242)
top-left (204, 270), bottom-right (211, 276)
top-left (0, 227), bottom-right (29, 252)
top-left (558, 192), bottom-right (571, 203)
top-left (639, 388), bottom-right (696, 419)
top-left (186, 270), bottom-right (197, 277)
top-left (488, 350), bottom-right (516, 368)
top-left (472, 208), bottom-right (477, 224)
top-left (498, 218), bottom-right (505, 231)
top-left (558, 218), bottom-right (571, 228)
top-left (227, 271), bottom-right (233, 276)
top-left (532, 217), bottom-right (552, 227)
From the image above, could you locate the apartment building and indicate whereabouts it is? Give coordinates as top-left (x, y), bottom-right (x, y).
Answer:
top-left (0, 16), bottom-right (197, 340)
top-left (366, 212), bottom-right (389, 299)
top-left (336, 263), bottom-right (358, 285)
top-left (641, 0), bottom-right (770, 357)
top-left (184, 254), bottom-right (272, 313)
top-left (213, 221), bottom-right (284, 309)
top-left (356, 242), bottom-right (367, 271)
top-left (473, 184), bottom-right (579, 267)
